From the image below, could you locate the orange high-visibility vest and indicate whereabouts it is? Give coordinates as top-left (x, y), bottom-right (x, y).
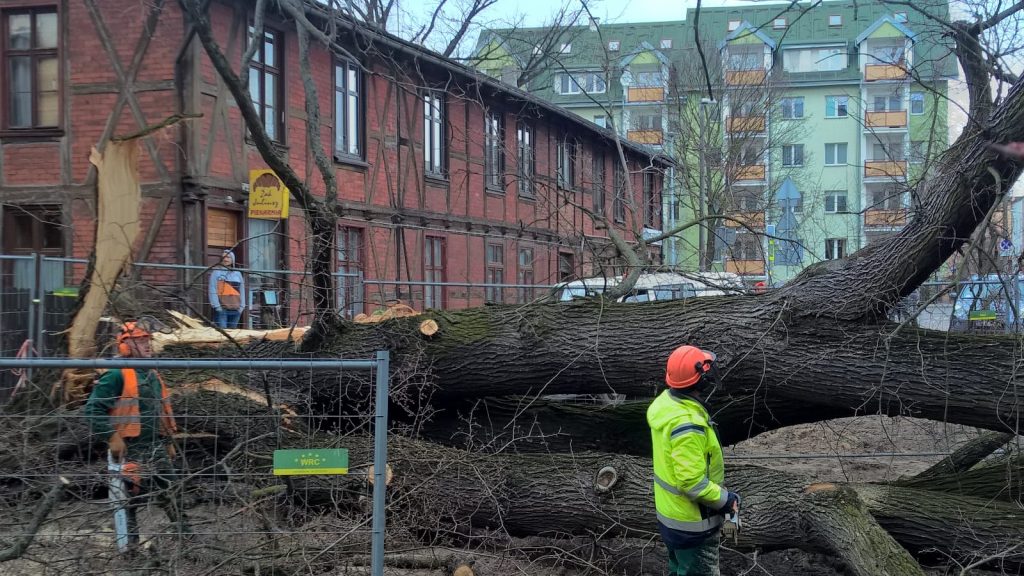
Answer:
top-left (109, 369), bottom-right (177, 438)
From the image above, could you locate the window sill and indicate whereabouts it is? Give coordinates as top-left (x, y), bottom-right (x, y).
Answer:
top-left (824, 116), bottom-right (848, 120)
top-left (334, 155), bottom-right (368, 169)
top-left (425, 173), bottom-right (449, 186)
top-left (0, 128), bottom-right (64, 141)
top-left (485, 185), bottom-right (506, 196)
top-left (246, 138), bottom-right (288, 152)
top-left (518, 194), bottom-right (537, 202)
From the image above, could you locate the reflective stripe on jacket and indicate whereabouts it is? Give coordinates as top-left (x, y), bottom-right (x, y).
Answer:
top-left (647, 389), bottom-right (726, 536)
top-left (110, 369), bottom-right (177, 438)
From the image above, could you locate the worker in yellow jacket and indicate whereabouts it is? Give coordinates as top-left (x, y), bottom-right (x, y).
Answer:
top-left (85, 322), bottom-right (189, 546)
top-left (648, 345), bottom-right (739, 575)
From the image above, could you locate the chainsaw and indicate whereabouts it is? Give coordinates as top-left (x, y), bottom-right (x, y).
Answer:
top-left (721, 495), bottom-right (742, 545)
top-left (107, 452), bottom-right (131, 553)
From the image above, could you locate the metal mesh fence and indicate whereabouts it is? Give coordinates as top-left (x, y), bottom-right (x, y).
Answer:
top-left (0, 356), bottom-right (390, 575)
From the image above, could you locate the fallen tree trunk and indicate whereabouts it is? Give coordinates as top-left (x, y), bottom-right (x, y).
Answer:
top-left (218, 305), bottom-right (1023, 446)
top-left (278, 436), bottom-right (1023, 576)
top-left (415, 396), bottom-right (850, 452)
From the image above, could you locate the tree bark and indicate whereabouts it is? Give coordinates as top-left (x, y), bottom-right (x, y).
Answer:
top-left (218, 298), bottom-right (1023, 443)
top-left (911, 431), bottom-right (1015, 482)
top-left (276, 436), bottom-right (1021, 575)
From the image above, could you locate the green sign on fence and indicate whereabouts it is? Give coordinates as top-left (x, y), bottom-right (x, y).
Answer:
top-left (273, 448), bottom-right (349, 476)
top-left (968, 309), bottom-right (998, 321)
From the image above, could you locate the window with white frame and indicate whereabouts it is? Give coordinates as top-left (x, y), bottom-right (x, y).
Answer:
top-left (728, 20), bottom-right (741, 31)
top-left (824, 143), bottom-right (847, 166)
top-left (248, 26), bottom-right (284, 141)
top-left (825, 191), bottom-right (848, 213)
top-left (643, 170), bottom-right (660, 228)
top-left (870, 42), bottom-right (906, 65)
top-left (825, 238), bottom-right (846, 260)
top-left (592, 151), bottom-right (606, 215)
top-left (773, 18), bottom-right (786, 29)
top-left (517, 122), bottom-right (534, 197)
top-left (517, 247), bottom-right (535, 303)
top-left (560, 43), bottom-right (571, 54)
top-left (738, 144), bottom-right (761, 165)
top-left (660, 38), bottom-right (673, 49)
top-left (894, 12), bottom-right (908, 22)
top-left (634, 113), bottom-right (663, 131)
top-left (554, 72), bottom-right (607, 95)
top-left (872, 89), bottom-right (903, 112)
top-left (5, 8), bottom-right (59, 130)
top-left (334, 59), bottom-right (362, 159)
top-left (825, 95), bottom-right (849, 118)
top-left (783, 46), bottom-right (847, 73)
top-left (732, 233), bottom-right (761, 260)
top-left (782, 144), bottom-right (804, 167)
top-left (593, 115), bottom-right (609, 128)
top-left (484, 109), bottom-right (504, 189)
top-left (910, 92), bottom-right (924, 114)
top-left (871, 185), bottom-right (904, 210)
top-left (829, 14), bottom-right (842, 26)
top-left (780, 97), bottom-right (804, 119)
top-left (485, 243), bottom-right (504, 303)
top-left (727, 49), bottom-right (763, 71)
top-left (633, 70), bottom-right (664, 87)
top-left (871, 140), bottom-right (905, 161)
top-left (423, 90), bottom-right (445, 175)
top-left (557, 137), bottom-right (576, 189)
top-left (733, 189), bottom-right (762, 211)
top-left (608, 40), bottom-right (620, 51)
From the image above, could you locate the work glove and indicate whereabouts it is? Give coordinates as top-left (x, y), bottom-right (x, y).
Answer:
top-left (108, 432), bottom-right (127, 460)
top-left (718, 491), bottom-right (740, 515)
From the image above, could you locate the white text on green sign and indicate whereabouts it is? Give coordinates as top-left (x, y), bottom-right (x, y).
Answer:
top-left (273, 448), bottom-right (349, 476)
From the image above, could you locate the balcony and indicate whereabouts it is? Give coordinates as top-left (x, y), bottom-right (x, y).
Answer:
top-left (627, 87), bottom-right (665, 102)
top-left (723, 211), bottom-right (766, 228)
top-left (726, 69), bottom-right (767, 85)
top-left (727, 116), bottom-right (766, 133)
top-left (626, 130), bottom-right (664, 145)
top-left (864, 160), bottom-right (907, 178)
top-left (734, 164), bottom-right (766, 182)
top-left (865, 110), bottom-right (907, 128)
top-left (864, 208), bottom-right (908, 227)
top-left (864, 63), bottom-right (908, 81)
top-left (725, 260), bottom-right (766, 275)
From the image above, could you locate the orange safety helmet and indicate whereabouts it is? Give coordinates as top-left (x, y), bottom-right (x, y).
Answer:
top-left (116, 321), bottom-right (151, 356)
top-left (665, 345), bottom-right (717, 389)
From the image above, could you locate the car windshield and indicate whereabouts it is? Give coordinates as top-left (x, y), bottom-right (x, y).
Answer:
top-left (556, 285), bottom-right (606, 301)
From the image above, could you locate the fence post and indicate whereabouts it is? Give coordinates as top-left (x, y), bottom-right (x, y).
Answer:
top-left (35, 256), bottom-right (46, 357)
top-left (371, 350), bottom-right (390, 576)
top-left (26, 254), bottom-right (40, 374)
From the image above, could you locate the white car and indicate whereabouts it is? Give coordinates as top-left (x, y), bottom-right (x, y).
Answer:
top-left (551, 272), bottom-right (745, 303)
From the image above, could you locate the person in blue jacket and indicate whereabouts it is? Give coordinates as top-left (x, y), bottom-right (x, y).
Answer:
top-left (208, 249), bottom-right (245, 328)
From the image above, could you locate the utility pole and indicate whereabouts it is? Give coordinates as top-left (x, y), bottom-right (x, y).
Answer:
top-left (698, 98), bottom-right (716, 271)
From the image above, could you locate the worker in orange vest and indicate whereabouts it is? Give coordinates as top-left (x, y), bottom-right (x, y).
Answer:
top-left (85, 322), bottom-right (190, 546)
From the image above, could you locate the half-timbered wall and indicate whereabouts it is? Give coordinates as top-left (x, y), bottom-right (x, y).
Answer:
top-left (0, 0), bottom-right (664, 323)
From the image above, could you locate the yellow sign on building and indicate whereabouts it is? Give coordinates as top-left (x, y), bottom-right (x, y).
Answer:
top-left (248, 169), bottom-right (290, 220)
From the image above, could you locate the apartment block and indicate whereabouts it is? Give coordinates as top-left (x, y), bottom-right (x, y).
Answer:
top-left (474, 1), bottom-right (955, 284)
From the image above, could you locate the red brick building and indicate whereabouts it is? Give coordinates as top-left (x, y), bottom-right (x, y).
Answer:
top-left (0, 0), bottom-right (667, 326)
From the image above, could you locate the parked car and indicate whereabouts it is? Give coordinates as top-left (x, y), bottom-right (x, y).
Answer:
top-left (950, 274), bottom-right (1024, 333)
top-left (550, 271), bottom-right (744, 303)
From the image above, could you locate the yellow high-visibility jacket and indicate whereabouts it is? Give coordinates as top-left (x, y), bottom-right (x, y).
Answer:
top-left (647, 389), bottom-right (727, 536)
